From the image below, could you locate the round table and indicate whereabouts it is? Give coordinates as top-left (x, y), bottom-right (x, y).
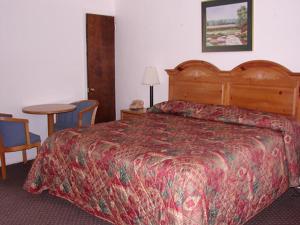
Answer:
top-left (23, 104), bottom-right (76, 136)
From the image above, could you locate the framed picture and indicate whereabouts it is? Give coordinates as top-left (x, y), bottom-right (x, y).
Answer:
top-left (202, 0), bottom-right (253, 52)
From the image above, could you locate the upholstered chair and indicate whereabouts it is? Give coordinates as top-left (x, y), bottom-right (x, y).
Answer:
top-left (0, 113), bottom-right (41, 179)
top-left (54, 100), bottom-right (99, 131)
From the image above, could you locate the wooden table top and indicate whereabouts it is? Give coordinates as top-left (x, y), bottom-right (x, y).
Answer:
top-left (23, 104), bottom-right (76, 115)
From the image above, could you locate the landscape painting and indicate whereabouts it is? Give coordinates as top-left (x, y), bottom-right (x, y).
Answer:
top-left (202, 0), bottom-right (252, 52)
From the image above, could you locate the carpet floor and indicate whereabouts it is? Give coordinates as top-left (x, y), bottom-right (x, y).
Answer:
top-left (0, 161), bottom-right (299, 225)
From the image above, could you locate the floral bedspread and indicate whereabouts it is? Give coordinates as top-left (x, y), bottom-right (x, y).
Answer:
top-left (24, 101), bottom-right (300, 225)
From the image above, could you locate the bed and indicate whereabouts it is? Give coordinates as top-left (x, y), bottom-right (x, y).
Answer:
top-left (24, 60), bottom-right (300, 225)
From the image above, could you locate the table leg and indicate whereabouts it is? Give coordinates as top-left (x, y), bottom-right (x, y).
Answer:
top-left (47, 114), bottom-right (55, 136)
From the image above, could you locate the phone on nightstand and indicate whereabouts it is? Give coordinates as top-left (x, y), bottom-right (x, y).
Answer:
top-left (129, 100), bottom-right (144, 110)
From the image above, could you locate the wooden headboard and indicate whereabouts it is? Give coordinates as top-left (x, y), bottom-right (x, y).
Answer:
top-left (166, 60), bottom-right (300, 121)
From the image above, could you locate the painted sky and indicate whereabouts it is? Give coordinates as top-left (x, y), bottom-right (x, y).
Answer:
top-left (206, 3), bottom-right (247, 21)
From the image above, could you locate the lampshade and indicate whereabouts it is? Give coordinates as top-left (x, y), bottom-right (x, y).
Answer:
top-left (142, 66), bottom-right (160, 86)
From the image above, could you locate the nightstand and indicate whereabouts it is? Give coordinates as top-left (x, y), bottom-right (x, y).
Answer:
top-left (120, 109), bottom-right (147, 120)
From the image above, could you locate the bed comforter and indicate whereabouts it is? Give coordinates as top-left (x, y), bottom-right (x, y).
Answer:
top-left (24, 101), bottom-right (300, 225)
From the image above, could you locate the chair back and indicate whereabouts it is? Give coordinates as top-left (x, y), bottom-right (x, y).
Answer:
top-left (72, 100), bottom-right (99, 127)
top-left (56, 111), bottom-right (74, 128)
top-left (55, 100), bottom-right (98, 130)
top-left (0, 116), bottom-right (28, 148)
top-left (0, 113), bottom-right (40, 180)
top-left (0, 113), bottom-right (12, 118)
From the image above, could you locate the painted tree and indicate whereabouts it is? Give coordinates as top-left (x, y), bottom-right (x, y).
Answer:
top-left (237, 5), bottom-right (248, 43)
top-left (237, 6), bottom-right (247, 27)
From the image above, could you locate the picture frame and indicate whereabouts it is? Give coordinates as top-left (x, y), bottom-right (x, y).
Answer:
top-left (202, 0), bottom-right (253, 52)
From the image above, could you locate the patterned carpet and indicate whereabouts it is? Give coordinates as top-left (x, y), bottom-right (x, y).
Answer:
top-left (0, 161), bottom-right (299, 225)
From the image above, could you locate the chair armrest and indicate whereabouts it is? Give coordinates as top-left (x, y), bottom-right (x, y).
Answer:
top-left (0, 117), bottom-right (31, 145)
top-left (0, 117), bottom-right (28, 123)
top-left (78, 104), bottom-right (99, 128)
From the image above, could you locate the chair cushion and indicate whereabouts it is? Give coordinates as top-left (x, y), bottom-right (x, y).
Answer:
top-left (29, 132), bottom-right (41, 145)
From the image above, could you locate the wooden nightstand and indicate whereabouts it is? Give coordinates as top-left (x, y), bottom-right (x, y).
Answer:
top-left (120, 109), bottom-right (147, 120)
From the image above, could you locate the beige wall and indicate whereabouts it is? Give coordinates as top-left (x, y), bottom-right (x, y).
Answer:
top-left (2, 0), bottom-right (300, 165)
top-left (0, 0), bottom-right (114, 165)
top-left (115, 0), bottom-right (300, 118)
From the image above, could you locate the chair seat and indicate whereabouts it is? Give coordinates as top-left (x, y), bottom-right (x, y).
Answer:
top-left (4, 132), bottom-right (41, 148)
top-left (29, 132), bottom-right (41, 145)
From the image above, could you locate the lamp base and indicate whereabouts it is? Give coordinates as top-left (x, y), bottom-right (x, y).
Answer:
top-left (150, 86), bottom-right (154, 107)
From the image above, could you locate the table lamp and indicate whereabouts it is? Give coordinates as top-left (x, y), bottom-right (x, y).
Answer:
top-left (142, 66), bottom-right (160, 107)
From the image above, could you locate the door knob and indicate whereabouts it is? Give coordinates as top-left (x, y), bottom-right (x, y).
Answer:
top-left (89, 88), bottom-right (95, 92)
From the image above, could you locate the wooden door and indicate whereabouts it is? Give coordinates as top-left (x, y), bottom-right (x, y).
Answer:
top-left (86, 14), bottom-right (115, 123)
